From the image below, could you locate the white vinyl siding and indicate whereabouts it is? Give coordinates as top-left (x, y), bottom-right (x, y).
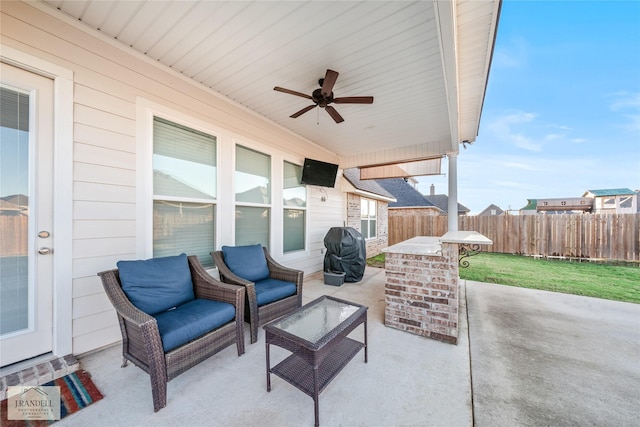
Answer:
top-left (1, 1), bottom-right (343, 355)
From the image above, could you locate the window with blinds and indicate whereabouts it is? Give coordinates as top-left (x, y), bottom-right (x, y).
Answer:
top-left (235, 145), bottom-right (271, 248)
top-left (1, 86), bottom-right (29, 132)
top-left (153, 117), bottom-right (217, 267)
top-left (283, 161), bottom-right (306, 253)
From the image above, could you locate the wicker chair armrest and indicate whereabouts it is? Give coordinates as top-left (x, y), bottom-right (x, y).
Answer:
top-left (263, 248), bottom-right (304, 286)
top-left (118, 303), bottom-right (158, 329)
top-left (97, 269), bottom-right (164, 355)
top-left (188, 256), bottom-right (246, 307)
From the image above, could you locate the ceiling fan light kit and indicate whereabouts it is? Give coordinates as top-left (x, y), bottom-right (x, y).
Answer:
top-left (274, 69), bottom-right (374, 123)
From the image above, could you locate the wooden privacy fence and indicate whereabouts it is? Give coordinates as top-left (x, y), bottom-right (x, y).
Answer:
top-left (388, 213), bottom-right (640, 262)
top-left (0, 215), bottom-right (28, 256)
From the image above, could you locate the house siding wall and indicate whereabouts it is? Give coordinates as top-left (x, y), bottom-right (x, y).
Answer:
top-left (1, 2), bottom-right (344, 355)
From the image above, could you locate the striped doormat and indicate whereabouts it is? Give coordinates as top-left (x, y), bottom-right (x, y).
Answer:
top-left (1, 370), bottom-right (103, 426)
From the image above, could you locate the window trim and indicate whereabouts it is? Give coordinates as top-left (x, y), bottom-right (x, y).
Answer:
top-left (151, 116), bottom-right (218, 266)
top-left (137, 100), bottom-right (315, 262)
top-left (282, 160), bottom-right (307, 254)
top-left (234, 144), bottom-right (272, 249)
top-left (137, 99), bottom-right (222, 258)
top-left (361, 198), bottom-right (377, 240)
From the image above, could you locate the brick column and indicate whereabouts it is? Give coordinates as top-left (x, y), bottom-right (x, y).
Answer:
top-left (384, 242), bottom-right (459, 344)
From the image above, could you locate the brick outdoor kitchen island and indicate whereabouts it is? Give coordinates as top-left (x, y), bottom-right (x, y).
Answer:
top-left (383, 232), bottom-right (491, 344)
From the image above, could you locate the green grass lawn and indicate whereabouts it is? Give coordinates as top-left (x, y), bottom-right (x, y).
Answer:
top-left (367, 252), bottom-right (640, 304)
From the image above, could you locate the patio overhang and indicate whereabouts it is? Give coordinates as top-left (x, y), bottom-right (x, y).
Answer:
top-left (34, 0), bottom-right (501, 168)
top-left (359, 157), bottom-right (443, 180)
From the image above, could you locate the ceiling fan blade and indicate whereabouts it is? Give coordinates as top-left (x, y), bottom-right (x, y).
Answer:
top-left (290, 105), bottom-right (317, 118)
top-left (321, 69), bottom-right (339, 97)
top-left (325, 106), bottom-right (344, 123)
top-left (334, 96), bottom-right (374, 104)
top-left (274, 86), bottom-right (313, 100)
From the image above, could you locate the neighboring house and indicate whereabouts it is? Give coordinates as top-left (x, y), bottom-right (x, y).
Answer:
top-left (0, 197), bottom-right (26, 216)
top-left (583, 188), bottom-right (638, 214)
top-left (478, 204), bottom-right (505, 216)
top-left (377, 178), bottom-right (439, 210)
top-left (374, 178), bottom-right (440, 242)
top-left (424, 184), bottom-right (470, 216)
top-left (532, 197), bottom-right (594, 214)
top-left (342, 168), bottom-right (396, 257)
top-left (520, 199), bottom-right (538, 216)
top-left (520, 188), bottom-right (638, 215)
top-left (0, 1), bottom-right (500, 369)
top-left (1, 194), bottom-right (28, 208)
top-left (519, 197), bottom-right (594, 214)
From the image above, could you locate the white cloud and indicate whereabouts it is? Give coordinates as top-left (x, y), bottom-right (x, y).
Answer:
top-left (622, 113), bottom-right (640, 133)
top-left (493, 36), bottom-right (528, 69)
top-left (494, 50), bottom-right (521, 68)
top-left (490, 179), bottom-right (523, 189)
top-left (487, 111), bottom-right (542, 151)
top-left (502, 161), bottom-right (537, 171)
top-left (608, 92), bottom-right (640, 112)
top-left (544, 133), bottom-right (563, 141)
top-left (512, 134), bottom-right (541, 151)
top-left (607, 92), bottom-right (640, 133)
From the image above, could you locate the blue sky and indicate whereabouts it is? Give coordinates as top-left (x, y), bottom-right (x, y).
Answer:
top-left (417, 0), bottom-right (640, 214)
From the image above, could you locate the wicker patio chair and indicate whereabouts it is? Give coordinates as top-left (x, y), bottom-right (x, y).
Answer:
top-left (98, 255), bottom-right (245, 412)
top-left (212, 245), bottom-right (303, 344)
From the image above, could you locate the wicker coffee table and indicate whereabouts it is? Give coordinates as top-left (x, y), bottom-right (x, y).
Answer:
top-left (264, 295), bottom-right (368, 426)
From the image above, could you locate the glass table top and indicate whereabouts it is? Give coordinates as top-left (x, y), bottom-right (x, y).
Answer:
top-left (267, 297), bottom-right (361, 344)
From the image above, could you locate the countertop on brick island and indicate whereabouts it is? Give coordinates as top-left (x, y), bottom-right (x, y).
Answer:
top-left (382, 233), bottom-right (490, 345)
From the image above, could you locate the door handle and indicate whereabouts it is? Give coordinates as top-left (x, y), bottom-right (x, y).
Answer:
top-left (38, 247), bottom-right (52, 255)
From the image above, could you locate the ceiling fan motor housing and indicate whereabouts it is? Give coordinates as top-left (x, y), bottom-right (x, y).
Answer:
top-left (312, 88), bottom-right (333, 107)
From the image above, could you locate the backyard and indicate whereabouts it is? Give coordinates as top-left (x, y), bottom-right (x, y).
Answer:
top-left (367, 252), bottom-right (640, 304)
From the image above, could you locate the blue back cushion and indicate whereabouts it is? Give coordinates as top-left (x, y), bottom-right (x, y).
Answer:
top-left (155, 299), bottom-right (236, 352)
top-left (221, 244), bottom-right (270, 282)
top-left (117, 253), bottom-right (195, 315)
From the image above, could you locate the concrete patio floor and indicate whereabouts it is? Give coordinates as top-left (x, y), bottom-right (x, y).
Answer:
top-left (54, 267), bottom-right (639, 426)
top-left (468, 281), bottom-right (640, 427)
top-left (58, 267), bottom-right (473, 427)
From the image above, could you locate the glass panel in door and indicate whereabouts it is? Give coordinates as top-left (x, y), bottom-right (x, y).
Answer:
top-left (0, 86), bottom-right (30, 336)
top-left (0, 63), bottom-right (54, 367)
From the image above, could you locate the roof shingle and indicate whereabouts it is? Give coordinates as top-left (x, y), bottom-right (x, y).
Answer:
top-left (375, 178), bottom-right (436, 208)
top-left (342, 168), bottom-right (394, 199)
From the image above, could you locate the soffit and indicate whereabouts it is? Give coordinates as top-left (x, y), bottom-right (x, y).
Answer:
top-left (39, 0), bottom-right (500, 169)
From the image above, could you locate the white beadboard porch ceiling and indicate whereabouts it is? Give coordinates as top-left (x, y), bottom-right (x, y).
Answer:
top-left (39, 0), bottom-right (500, 169)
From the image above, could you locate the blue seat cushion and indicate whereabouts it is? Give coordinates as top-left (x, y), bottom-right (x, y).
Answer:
top-left (155, 299), bottom-right (236, 352)
top-left (117, 253), bottom-right (195, 315)
top-left (222, 244), bottom-right (270, 282)
top-left (254, 278), bottom-right (297, 306)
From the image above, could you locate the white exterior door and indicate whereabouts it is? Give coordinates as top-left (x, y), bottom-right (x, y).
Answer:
top-left (0, 62), bottom-right (54, 367)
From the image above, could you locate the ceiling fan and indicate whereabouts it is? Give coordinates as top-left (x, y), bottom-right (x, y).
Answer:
top-left (274, 69), bottom-right (374, 123)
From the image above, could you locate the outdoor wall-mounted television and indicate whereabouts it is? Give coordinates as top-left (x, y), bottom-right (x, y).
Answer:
top-left (300, 158), bottom-right (339, 188)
